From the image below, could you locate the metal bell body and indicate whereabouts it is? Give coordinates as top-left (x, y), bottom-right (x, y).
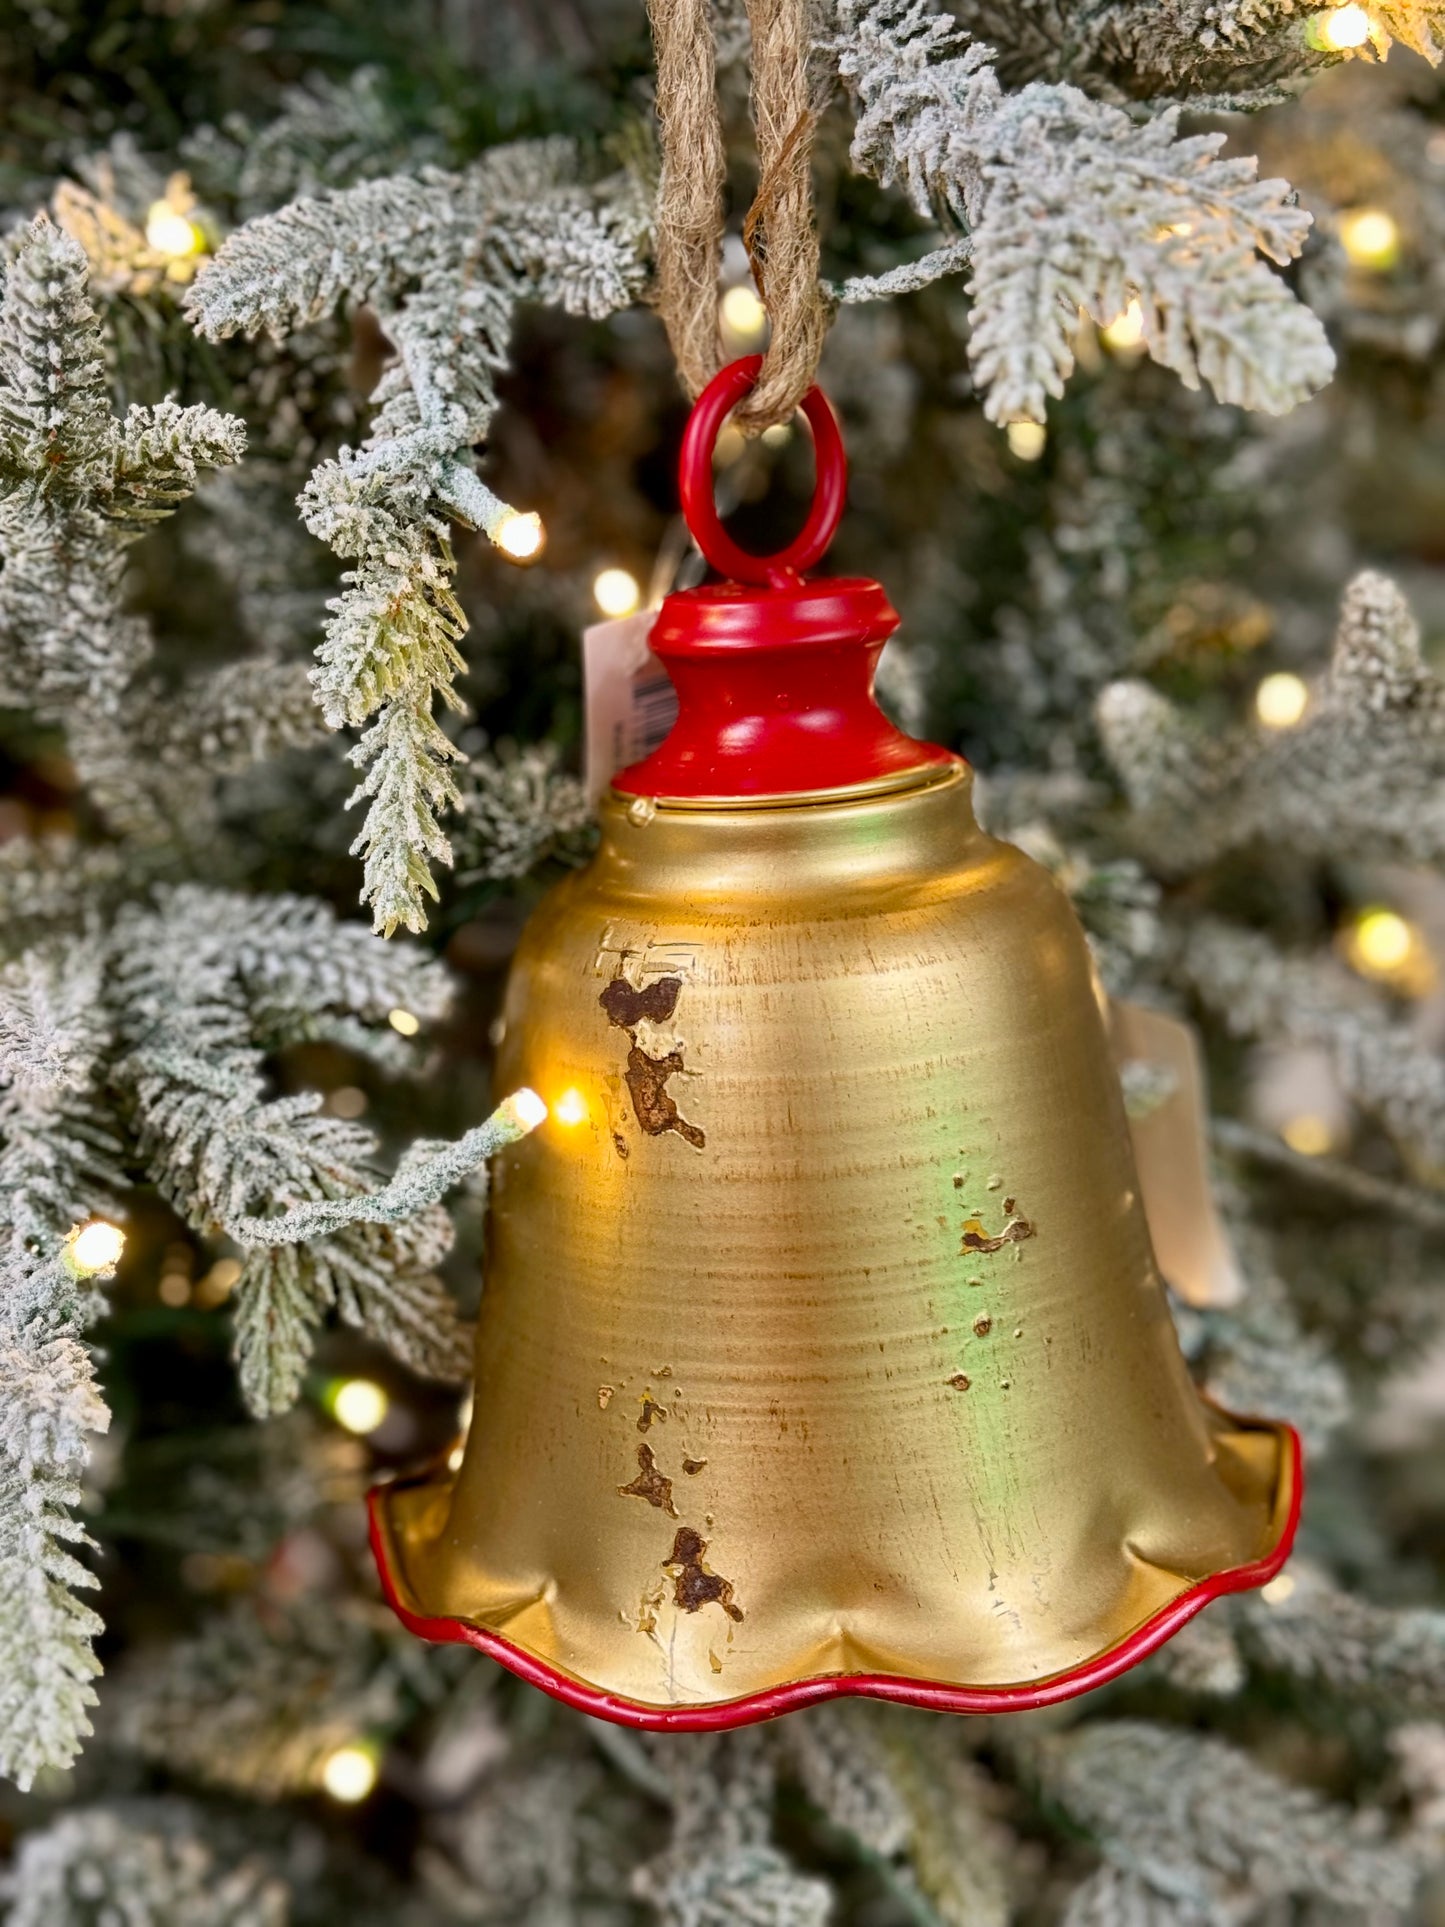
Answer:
top-left (371, 357), bottom-right (1297, 1728)
top-left (372, 763), bottom-right (1297, 1726)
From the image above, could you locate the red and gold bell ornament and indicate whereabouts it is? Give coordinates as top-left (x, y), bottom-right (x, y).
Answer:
top-left (371, 358), bottom-right (1300, 1730)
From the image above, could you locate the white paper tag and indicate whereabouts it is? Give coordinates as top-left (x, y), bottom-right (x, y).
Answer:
top-left (582, 611), bottom-right (680, 804)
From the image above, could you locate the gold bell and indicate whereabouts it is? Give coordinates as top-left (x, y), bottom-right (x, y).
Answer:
top-left (371, 359), bottom-right (1299, 1729)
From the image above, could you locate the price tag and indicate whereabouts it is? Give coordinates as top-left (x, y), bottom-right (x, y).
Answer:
top-left (582, 611), bottom-right (679, 804)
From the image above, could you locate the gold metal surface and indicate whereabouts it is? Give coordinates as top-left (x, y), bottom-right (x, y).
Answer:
top-left (378, 767), bottom-right (1292, 1713)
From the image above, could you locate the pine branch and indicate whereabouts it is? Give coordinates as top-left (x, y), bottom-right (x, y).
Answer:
top-left (0, 1808), bottom-right (288, 1926)
top-left (828, 3), bottom-right (1334, 423)
top-left (1100, 573), bottom-right (1445, 874)
top-left (1235, 1564), bottom-right (1445, 1718)
top-left (0, 219), bottom-right (246, 719)
top-left (112, 1599), bottom-right (448, 1799)
top-left (104, 885), bottom-right (471, 1416)
top-left (454, 742), bottom-right (592, 884)
top-left (1183, 919), bottom-right (1445, 1177)
top-left (0, 945), bottom-right (122, 1790)
top-left (187, 141), bottom-right (649, 933)
top-left (1034, 1719), bottom-right (1421, 1918)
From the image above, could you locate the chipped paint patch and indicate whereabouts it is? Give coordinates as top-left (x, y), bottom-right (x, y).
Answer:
top-left (948, 1373), bottom-right (971, 1392)
top-left (600, 973), bottom-right (705, 1149)
top-left (634, 1576), bottom-right (666, 1641)
top-left (624, 1045), bottom-right (705, 1148)
top-left (663, 1526), bottom-right (744, 1621)
top-left (598, 1385), bottom-right (614, 1410)
top-left (961, 1206), bottom-right (1035, 1255)
top-left (682, 1456), bottom-right (707, 1475)
top-left (637, 1394), bottom-right (666, 1433)
top-left (599, 977), bottom-right (684, 1029)
top-left (618, 1443), bottom-right (677, 1516)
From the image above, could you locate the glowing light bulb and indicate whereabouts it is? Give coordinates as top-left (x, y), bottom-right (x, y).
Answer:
top-left (145, 201), bottom-right (202, 257)
top-left (67, 1219), bottom-right (125, 1276)
top-left (1352, 907), bottom-right (1414, 972)
top-left (553, 1087), bottom-right (589, 1127)
top-left (1281, 1115), bottom-right (1334, 1157)
top-left (1101, 298), bottom-right (1146, 351)
top-left (330, 1379), bottom-right (389, 1435)
top-left (1339, 208), bottom-right (1400, 271)
top-left (387, 1007), bottom-right (421, 1037)
top-left (320, 1744), bottom-right (379, 1802)
top-left (503, 1087), bottom-right (548, 1133)
top-left (593, 567), bottom-right (641, 619)
top-left (1255, 672), bottom-right (1309, 730)
top-left (494, 510), bottom-right (546, 562)
top-left (1311, 2), bottom-right (1372, 48)
top-left (1260, 1570), bottom-right (1297, 1604)
top-left (720, 285), bottom-right (767, 340)
top-left (1006, 421), bottom-right (1046, 461)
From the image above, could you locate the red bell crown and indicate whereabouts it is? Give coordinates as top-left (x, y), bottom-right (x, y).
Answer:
top-left (615, 354), bottom-right (956, 801)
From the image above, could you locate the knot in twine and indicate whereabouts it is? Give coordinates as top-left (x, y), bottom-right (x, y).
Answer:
top-left (646, 0), bottom-right (830, 434)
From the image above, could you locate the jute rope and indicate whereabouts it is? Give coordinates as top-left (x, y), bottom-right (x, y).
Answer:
top-left (645, 0), bottom-right (727, 407)
top-left (647, 0), bottom-right (830, 434)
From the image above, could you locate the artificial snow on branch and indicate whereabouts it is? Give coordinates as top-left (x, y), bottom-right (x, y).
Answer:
top-left (0, 218), bottom-right (325, 848)
top-left (1183, 917), bottom-right (1445, 1176)
top-left (103, 886), bottom-right (471, 1417)
top-left (187, 140), bottom-right (649, 934)
top-left (113, 1600), bottom-right (451, 1799)
top-left (943, 0), bottom-right (1445, 103)
top-left (1099, 571), bottom-right (1445, 873)
top-left (0, 948), bottom-right (123, 1790)
top-left (0, 1808), bottom-right (288, 1926)
top-left (1033, 1718), bottom-right (1421, 1919)
top-left (0, 218), bottom-right (245, 717)
top-left (826, 0), bottom-right (1336, 423)
top-left (454, 742), bottom-right (592, 884)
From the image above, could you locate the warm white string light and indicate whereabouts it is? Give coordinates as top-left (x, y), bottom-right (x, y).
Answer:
top-left (66, 1220), bottom-right (125, 1276)
top-left (494, 510), bottom-right (546, 562)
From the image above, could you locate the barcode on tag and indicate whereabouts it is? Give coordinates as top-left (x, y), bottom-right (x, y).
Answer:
top-left (582, 611), bottom-right (680, 802)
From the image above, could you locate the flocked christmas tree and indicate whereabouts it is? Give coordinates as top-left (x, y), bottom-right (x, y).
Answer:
top-left (4, 0), bottom-right (1445, 1920)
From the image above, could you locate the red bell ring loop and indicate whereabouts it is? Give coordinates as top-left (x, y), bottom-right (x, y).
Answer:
top-left (679, 354), bottom-right (847, 586)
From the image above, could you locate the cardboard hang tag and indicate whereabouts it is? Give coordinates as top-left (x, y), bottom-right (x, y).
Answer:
top-left (1111, 998), bottom-right (1245, 1310)
top-left (582, 611), bottom-right (679, 805)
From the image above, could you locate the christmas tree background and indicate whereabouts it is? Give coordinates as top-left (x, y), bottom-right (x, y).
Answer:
top-left (5, 0), bottom-right (1445, 1918)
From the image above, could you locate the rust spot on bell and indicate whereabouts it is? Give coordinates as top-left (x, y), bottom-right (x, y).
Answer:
top-left (682, 1456), bottom-right (707, 1475)
top-left (638, 1395), bottom-right (665, 1433)
top-left (618, 1443), bottom-right (677, 1516)
top-left (948, 1373), bottom-right (971, 1392)
top-left (613, 1132), bottom-right (630, 1160)
top-left (599, 976), bottom-right (683, 1029)
top-left (961, 1207), bottom-right (1035, 1255)
top-left (973, 1313), bottom-right (992, 1338)
top-left (664, 1526), bottom-right (744, 1621)
top-left (624, 1046), bottom-right (706, 1148)
top-left (600, 974), bottom-right (706, 1149)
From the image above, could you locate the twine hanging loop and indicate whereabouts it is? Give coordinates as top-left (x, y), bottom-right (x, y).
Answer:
top-left (646, 0), bottom-right (830, 434)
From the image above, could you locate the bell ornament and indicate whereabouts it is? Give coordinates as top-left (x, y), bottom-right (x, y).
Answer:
top-left (371, 358), bottom-right (1299, 1730)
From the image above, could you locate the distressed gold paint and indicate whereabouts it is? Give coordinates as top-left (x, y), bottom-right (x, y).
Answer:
top-left (376, 766), bottom-right (1293, 1714)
